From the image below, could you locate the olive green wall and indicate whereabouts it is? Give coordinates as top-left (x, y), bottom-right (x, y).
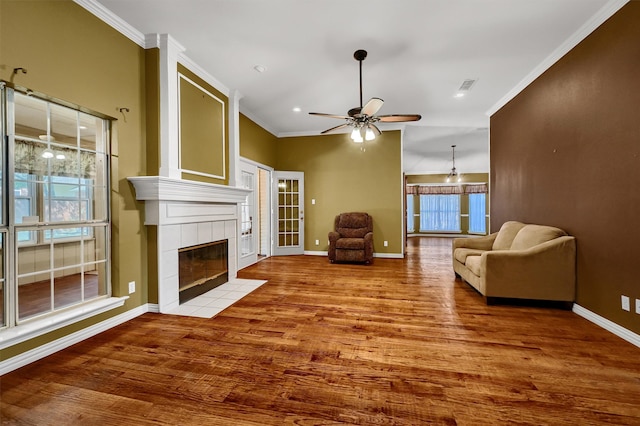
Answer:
top-left (239, 113), bottom-right (278, 168)
top-left (490, 2), bottom-right (640, 334)
top-left (0, 0), bottom-right (148, 359)
top-left (276, 131), bottom-right (403, 254)
top-left (177, 64), bottom-right (229, 185)
top-left (406, 173), bottom-right (489, 235)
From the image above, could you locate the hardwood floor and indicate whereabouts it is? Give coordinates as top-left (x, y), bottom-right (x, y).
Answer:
top-left (1, 237), bottom-right (639, 425)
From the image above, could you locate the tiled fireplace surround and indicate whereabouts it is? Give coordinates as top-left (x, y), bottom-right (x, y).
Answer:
top-left (128, 176), bottom-right (250, 313)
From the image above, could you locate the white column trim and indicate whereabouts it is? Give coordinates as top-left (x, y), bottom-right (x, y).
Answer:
top-left (229, 90), bottom-right (243, 187)
top-left (158, 34), bottom-right (185, 179)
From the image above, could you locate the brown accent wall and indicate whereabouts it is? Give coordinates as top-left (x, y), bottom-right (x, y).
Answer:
top-left (490, 2), bottom-right (640, 334)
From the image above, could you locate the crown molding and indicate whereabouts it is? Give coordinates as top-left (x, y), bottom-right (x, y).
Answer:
top-left (177, 53), bottom-right (231, 98)
top-left (73, 0), bottom-right (145, 47)
top-left (486, 0), bottom-right (629, 117)
top-left (238, 106), bottom-right (279, 136)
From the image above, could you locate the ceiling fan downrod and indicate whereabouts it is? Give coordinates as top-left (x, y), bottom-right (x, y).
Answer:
top-left (354, 49), bottom-right (367, 110)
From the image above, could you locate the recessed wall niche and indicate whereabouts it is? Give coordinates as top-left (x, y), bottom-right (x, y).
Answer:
top-left (178, 72), bottom-right (226, 182)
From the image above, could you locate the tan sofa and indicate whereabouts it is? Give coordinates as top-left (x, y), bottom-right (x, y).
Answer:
top-left (452, 221), bottom-right (576, 304)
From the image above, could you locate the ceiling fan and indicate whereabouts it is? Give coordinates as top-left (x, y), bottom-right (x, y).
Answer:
top-left (309, 49), bottom-right (422, 142)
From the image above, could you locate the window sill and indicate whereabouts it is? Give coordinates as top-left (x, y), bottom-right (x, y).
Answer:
top-left (0, 296), bottom-right (128, 350)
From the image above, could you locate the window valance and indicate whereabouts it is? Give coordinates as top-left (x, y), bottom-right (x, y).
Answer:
top-left (406, 183), bottom-right (488, 195)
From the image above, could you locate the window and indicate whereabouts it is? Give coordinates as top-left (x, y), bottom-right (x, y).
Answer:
top-left (419, 194), bottom-right (460, 232)
top-left (1, 87), bottom-right (111, 327)
top-left (469, 193), bottom-right (487, 234)
top-left (406, 195), bottom-right (415, 233)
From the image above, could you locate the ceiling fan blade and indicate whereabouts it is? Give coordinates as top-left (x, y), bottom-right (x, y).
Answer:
top-left (361, 97), bottom-right (384, 116)
top-left (321, 123), bottom-right (350, 134)
top-left (369, 123), bottom-right (382, 136)
top-left (309, 112), bottom-right (351, 120)
top-left (377, 114), bottom-right (422, 122)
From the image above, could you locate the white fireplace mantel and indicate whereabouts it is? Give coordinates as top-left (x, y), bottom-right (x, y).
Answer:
top-left (128, 176), bottom-right (250, 204)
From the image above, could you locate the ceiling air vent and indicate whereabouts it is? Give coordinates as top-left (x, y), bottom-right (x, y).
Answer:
top-left (458, 79), bottom-right (477, 91)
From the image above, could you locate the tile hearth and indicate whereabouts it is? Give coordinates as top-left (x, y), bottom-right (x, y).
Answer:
top-left (167, 278), bottom-right (267, 318)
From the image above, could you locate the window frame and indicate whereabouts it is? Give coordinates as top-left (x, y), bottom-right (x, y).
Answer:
top-left (1, 84), bottom-right (112, 329)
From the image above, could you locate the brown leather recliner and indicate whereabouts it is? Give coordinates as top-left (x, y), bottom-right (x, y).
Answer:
top-left (328, 212), bottom-right (373, 264)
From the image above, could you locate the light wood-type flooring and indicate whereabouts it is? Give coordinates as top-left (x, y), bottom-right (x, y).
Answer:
top-left (1, 237), bottom-right (639, 425)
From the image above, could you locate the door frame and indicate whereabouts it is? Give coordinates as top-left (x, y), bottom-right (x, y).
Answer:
top-left (238, 157), bottom-right (273, 269)
top-left (272, 171), bottom-right (304, 256)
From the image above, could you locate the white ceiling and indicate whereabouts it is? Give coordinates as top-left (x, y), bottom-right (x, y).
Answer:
top-left (95, 0), bottom-right (614, 175)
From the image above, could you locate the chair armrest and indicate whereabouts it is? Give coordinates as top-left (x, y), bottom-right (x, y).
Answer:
top-left (328, 231), bottom-right (341, 242)
top-left (481, 236), bottom-right (576, 300)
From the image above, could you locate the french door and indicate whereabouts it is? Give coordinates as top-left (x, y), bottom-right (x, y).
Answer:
top-left (272, 171), bottom-right (304, 256)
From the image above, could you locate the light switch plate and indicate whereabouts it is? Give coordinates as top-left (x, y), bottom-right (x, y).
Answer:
top-left (621, 295), bottom-right (630, 311)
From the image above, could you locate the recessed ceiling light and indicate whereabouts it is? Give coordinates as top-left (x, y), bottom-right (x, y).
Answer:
top-left (253, 65), bottom-right (266, 73)
top-left (292, 107), bottom-right (301, 112)
top-left (454, 92), bottom-right (465, 98)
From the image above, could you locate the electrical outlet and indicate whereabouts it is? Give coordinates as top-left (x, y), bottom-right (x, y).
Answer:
top-left (621, 295), bottom-right (630, 311)
top-left (128, 281), bottom-right (136, 294)
top-left (383, 240), bottom-right (388, 247)
top-left (636, 299), bottom-right (640, 314)
top-left (315, 239), bottom-right (319, 246)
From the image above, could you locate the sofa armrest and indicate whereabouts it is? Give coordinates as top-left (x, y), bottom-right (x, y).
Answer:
top-left (481, 236), bottom-right (576, 301)
top-left (452, 233), bottom-right (497, 261)
top-left (453, 233), bottom-right (497, 251)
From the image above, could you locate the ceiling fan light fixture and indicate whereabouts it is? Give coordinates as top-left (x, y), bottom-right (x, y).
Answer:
top-left (365, 126), bottom-right (375, 141)
top-left (351, 127), bottom-right (363, 143)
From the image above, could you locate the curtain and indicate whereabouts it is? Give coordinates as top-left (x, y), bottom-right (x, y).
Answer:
top-left (14, 139), bottom-right (96, 178)
top-left (417, 185), bottom-right (462, 195)
top-left (419, 194), bottom-right (460, 232)
top-left (406, 194), bottom-right (415, 233)
top-left (464, 184), bottom-right (488, 194)
top-left (405, 185), bottom-right (418, 195)
top-left (469, 193), bottom-right (487, 233)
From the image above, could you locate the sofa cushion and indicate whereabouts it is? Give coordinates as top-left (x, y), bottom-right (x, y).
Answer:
top-left (510, 224), bottom-right (567, 251)
top-left (454, 248), bottom-right (486, 264)
top-left (492, 221), bottom-right (526, 250)
top-left (335, 238), bottom-right (365, 250)
top-left (465, 255), bottom-right (482, 277)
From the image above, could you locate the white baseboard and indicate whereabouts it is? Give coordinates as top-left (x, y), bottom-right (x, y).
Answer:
top-left (304, 250), bottom-right (327, 256)
top-left (0, 304), bottom-right (151, 375)
top-left (147, 303), bottom-right (160, 313)
top-left (303, 250), bottom-right (403, 259)
top-left (573, 304), bottom-right (640, 348)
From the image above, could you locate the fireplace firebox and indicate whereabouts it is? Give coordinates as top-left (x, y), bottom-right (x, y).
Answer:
top-left (178, 240), bottom-right (228, 304)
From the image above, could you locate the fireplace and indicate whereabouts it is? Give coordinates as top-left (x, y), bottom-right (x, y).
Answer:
top-left (179, 240), bottom-right (228, 303)
top-left (128, 176), bottom-right (251, 313)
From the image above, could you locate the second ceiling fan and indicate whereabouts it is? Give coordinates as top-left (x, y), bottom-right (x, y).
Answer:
top-left (309, 49), bottom-right (421, 142)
